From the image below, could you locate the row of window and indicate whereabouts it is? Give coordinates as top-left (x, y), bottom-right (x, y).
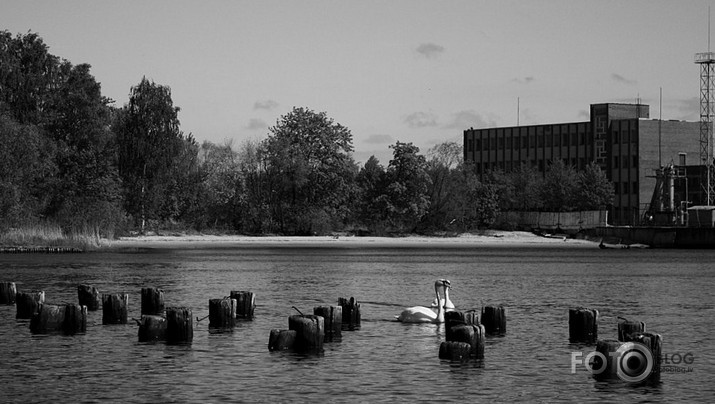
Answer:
top-left (474, 157), bottom-right (591, 174)
top-left (614, 181), bottom-right (639, 195)
top-left (466, 131), bottom-right (593, 152)
top-left (614, 155), bottom-right (639, 169)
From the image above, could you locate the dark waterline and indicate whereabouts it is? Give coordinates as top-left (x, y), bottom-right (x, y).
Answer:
top-left (1, 245), bottom-right (713, 402)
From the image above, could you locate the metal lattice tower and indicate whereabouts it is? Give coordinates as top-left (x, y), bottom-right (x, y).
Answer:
top-left (695, 51), bottom-right (715, 205)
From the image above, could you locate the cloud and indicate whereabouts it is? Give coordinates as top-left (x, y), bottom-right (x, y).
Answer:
top-left (404, 111), bottom-right (439, 128)
top-left (416, 43), bottom-right (445, 59)
top-left (443, 110), bottom-right (496, 129)
top-left (364, 134), bottom-right (394, 144)
top-left (511, 76), bottom-right (535, 84)
top-left (611, 73), bottom-right (637, 85)
top-left (246, 118), bottom-right (267, 130)
top-left (253, 99), bottom-right (279, 110)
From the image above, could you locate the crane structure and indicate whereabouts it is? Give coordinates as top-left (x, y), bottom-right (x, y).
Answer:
top-left (695, 51), bottom-right (715, 206)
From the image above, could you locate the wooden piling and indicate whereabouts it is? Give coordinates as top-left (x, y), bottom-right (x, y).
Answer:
top-left (268, 329), bottom-right (297, 351)
top-left (16, 291), bottom-right (45, 319)
top-left (593, 339), bottom-right (622, 380)
top-left (166, 307), bottom-right (193, 345)
top-left (617, 319), bottom-right (646, 342)
top-left (138, 315), bottom-right (167, 342)
top-left (313, 306), bottom-right (342, 342)
top-left (445, 310), bottom-right (479, 341)
top-left (0, 282), bottom-right (16, 305)
top-left (209, 298), bottom-right (236, 329)
top-left (102, 293), bottom-right (128, 324)
top-left (622, 332), bottom-right (662, 383)
top-left (77, 284), bottom-right (101, 311)
top-left (439, 341), bottom-right (473, 361)
top-left (447, 323), bottom-right (486, 359)
top-left (230, 291), bottom-right (255, 319)
top-left (568, 307), bottom-right (598, 343)
top-left (29, 303), bottom-right (86, 334)
top-left (141, 287), bottom-right (165, 315)
top-left (288, 314), bottom-right (324, 352)
top-left (338, 297), bottom-right (361, 330)
top-left (481, 305), bottom-right (506, 335)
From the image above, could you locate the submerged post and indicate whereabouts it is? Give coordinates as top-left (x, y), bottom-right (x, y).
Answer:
top-left (289, 314), bottom-right (324, 352)
top-left (313, 306), bottom-right (342, 342)
top-left (77, 284), bottom-right (101, 311)
top-left (209, 298), bottom-right (236, 329)
top-left (0, 282), bottom-right (17, 305)
top-left (230, 291), bottom-right (255, 319)
top-left (138, 315), bottom-right (167, 342)
top-left (16, 291), bottom-right (45, 319)
top-left (141, 287), bottom-right (165, 315)
top-left (617, 318), bottom-right (646, 342)
top-left (481, 305), bottom-right (507, 336)
top-left (102, 293), bottom-right (128, 325)
top-left (166, 307), bottom-right (193, 345)
top-left (569, 307), bottom-right (599, 343)
top-left (338, 297), bottom-right (361, 330)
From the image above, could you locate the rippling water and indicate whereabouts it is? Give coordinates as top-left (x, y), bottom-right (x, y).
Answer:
top-left (1, 243), bottom-right (714, 402)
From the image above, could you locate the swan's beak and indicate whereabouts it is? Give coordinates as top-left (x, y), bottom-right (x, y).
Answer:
top-left (442, 280), bottom-right (452, 289)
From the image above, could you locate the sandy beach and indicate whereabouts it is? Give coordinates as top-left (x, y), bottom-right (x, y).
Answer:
top-left (110, 230), bottom-right (598, 249)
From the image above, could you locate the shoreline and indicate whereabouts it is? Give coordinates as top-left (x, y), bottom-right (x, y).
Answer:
top-left (106, 230), bottom-right (599, 249)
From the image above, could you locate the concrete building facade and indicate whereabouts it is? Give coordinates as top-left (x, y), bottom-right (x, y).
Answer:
top-left (463, 103), bottom-right (701, 226)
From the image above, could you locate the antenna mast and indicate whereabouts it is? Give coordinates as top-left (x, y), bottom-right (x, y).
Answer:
top-left (695, 6), bottom-right (715, 206)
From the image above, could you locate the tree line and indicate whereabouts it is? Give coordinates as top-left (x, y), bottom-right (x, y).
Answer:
top-left (0, 31), bottom-right (614, 239)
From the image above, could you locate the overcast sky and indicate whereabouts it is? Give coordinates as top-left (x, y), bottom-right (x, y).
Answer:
top-left (2, 0), bottom-right (712, 164)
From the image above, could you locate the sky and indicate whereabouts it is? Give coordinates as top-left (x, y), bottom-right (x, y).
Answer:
top-left (1, 0), bottom-right (713, 164)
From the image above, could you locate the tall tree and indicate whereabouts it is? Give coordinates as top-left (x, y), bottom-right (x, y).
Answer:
top-left (262, 107), bottom-right (357, 234)
top-left (575, 162), bottom-right (614, 210)
top-left (382, 141), bottom-right (431, 232)
top-left (115, 77), bottom-right (187, 231)
top-left (541, 159), bottom-right (578, 211)
top-left (355, 155), bottom-right (388, 231)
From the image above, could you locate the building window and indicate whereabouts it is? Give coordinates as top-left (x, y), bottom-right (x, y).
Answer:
top-left (622, 131), bottom-right (629, 143)
top-left (633, 156), bottom-right (638, 168)
top-left (623, 156), bottom-right (629, 168)
top-left (579, 132), bottom-right (585, 145)
top-left (538, 134), bottom-right (544, 148)
top-left (623, 181), bottom-right (629, 194)
top-left (571, 133), bottom-right (578, 146)
top-left (546, 133), bottom-right (552, 147)
top-left (562, 133), bottom-right (568, 146)
top-left (521, 135), bottom-right (527, 148)
top-left (614, 156), bottom-right (619, 168)
top-left (632, 181), bottom-right (638, 194)
top-left (498, 137), bottom-right (504, 150)
top-left (614, 182), bottom-right (620, 194)
top-left (476, 139), bottom-right (482, 151)
top-left (506, 136), bottom-right (512, 150)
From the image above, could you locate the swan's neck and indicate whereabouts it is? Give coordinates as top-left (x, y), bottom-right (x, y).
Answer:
top-left (443, 286), bottom-right (450, 303)
top-left (434, 284), bottom-right (444, 322)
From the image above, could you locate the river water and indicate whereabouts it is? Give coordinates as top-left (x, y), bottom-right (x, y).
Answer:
top-left (0, 243), bottom-right (713, 403)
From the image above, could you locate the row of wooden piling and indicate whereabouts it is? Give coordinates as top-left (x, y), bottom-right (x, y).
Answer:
top-left (569, 307), bottom-right (662, 383)
top-left (438, 305), bottom-right (506, 362)
top-left (268, 297), bottom-right (361, 352)
top-left (0, 281), bottom-right (256, 345)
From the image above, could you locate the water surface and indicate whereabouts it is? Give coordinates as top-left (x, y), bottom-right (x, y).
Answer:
top-left (1, 244), bottom-right (713, 402)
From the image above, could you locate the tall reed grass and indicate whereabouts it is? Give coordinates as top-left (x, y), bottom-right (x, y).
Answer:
top-left (0, 222), bottom-right (103, 250)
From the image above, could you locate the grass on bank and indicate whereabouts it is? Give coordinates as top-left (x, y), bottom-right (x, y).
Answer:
top-left (0, 223), bottom-right (104, 251)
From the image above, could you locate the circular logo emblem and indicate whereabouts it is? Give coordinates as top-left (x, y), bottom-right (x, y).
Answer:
top-left (615, 342), bottom-right (654, 383)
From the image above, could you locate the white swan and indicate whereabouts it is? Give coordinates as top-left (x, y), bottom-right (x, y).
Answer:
top-left (431, 278), bottom-right (454, 310)
top-left (396, 280), bottom-right (450, 323)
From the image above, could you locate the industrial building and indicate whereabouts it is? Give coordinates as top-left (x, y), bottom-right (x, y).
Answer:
top-left (462, 102), bottom-right (702, 226)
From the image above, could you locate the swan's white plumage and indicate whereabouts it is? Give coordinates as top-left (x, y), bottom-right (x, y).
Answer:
top-left (431, 280), bottom-right (454, 310)
top-left (397, 280), bottom-right (449, 323)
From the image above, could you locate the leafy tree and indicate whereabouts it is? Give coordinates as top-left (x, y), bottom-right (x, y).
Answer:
top-left (575, 162), bottom-right (614, 210)
top-left (495, 164), bottom-right (543, 211)
top-left (381, 141), bottom-right (431, 232)
top-left (355, 155), bottom-right (388, 231)
top-left (115, 77), bottom-right (189, 231)
top-left (262, 107), bottom-right (357, 234)
top-left (541, 159), bottom-right (578, 211)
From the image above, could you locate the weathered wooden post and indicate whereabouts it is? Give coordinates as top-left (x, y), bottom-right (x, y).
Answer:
top-left (569, 307), bottom-right (598, 343)
top-left (102, 293), bottom-right (128, 324)
top-left (29, 303), bottom-right (86, 335)
top-left (313, 306), bottom-right (342, 342)
top-left (338, 297), bottom-right (361, 330)
top-left (141, 287), bottom-right (165, 315)
top-left (439, 341), bottom-right (473, 361)
top-left (289, 314), bottom-right (324, 352)
top-left (77, 284), bottom-right (101, 311)
top-left (481, 305), bottom-right (506, 336)
top-left (622, 332), bottom-right (662, 383)
top-left (209, 298), bottom-right (236, 329)
top-left (138, 315), bottom-right (167, 342)
top-left (16, 291), bottom-right (45, 319)
top-left (230, 291), bottom-right (255, 319)
top-left (0, 282), bottom-right (16, 305)
top-left (166, 307), bottom-right (193, 345)
top-left (446, 323), bottom-right (486, 360)
top-left (617, 318), bottom-right (646, 342)
top-left (63, 303), bottom-right (87, 334)
top-left (445, 310), bottom-right (479, 341)
top-left (592, 339), bottom-right (621, 380)
top-left (268, 329), bottom-right (297, 351)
